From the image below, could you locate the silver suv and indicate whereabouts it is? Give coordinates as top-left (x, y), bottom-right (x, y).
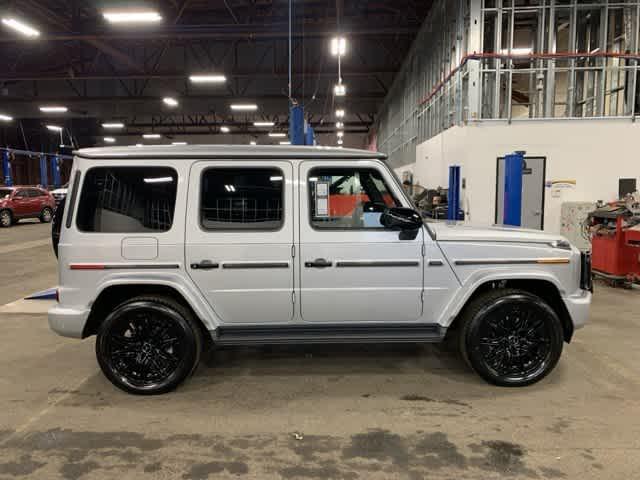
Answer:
top-left (49, 145), bottom-right (592, 394)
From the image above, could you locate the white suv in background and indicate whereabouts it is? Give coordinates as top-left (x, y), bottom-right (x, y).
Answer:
top-left (49, 145), bottom-right (592, 395)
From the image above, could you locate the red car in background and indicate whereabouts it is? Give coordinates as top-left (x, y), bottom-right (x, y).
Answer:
top-left (0, 186), bottom-right (56, 227)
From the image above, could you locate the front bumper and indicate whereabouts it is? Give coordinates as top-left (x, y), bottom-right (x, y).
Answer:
top-left (48, 304), bottom-right (90, 339)
top-left (563, 290), bottom-right (592, 330)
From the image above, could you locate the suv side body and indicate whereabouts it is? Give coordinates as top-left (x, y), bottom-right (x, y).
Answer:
top-left (49, 146), bottom-right (592, 394)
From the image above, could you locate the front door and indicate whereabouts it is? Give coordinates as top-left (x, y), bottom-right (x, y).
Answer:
top-left (11, 189), bottom-right (30, 216)
top-left (186, 161), bottom-right (294, 324)
top-left (298, 161), bottom-right (423, 323)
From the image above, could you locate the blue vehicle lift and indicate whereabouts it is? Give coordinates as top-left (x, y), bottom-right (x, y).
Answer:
top-left (1, 148), bottom-right (71, 188)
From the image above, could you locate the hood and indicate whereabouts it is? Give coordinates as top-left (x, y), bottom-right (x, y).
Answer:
top-left (428, 221), bottom-right (565, 244)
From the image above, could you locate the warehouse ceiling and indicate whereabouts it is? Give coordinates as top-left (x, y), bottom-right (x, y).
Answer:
top-left (0, 0), bottom-right (433, 151)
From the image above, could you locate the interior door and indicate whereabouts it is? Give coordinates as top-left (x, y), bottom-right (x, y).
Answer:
top-left (185, 161), bottom-right (294, 324)
top-left (298, 161), bottom-right (423, 323)
top-left (495, 156), bottom-right (546, 230)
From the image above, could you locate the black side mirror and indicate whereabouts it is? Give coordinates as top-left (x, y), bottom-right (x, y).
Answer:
top-left (380, 207), bottom-right (422, 231)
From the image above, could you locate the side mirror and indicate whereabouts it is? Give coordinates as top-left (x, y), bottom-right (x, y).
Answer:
top-left (380, 207), bottom-right (422, 231)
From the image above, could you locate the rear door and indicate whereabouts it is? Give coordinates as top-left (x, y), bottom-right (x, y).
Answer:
top-left (185, 161), bottom-right (295, 324)
top-left (298, 161), bottom-right (424, 323)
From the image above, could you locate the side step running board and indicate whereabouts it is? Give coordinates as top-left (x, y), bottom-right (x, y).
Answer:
top-left (211, 323), bottom-right (446, 346)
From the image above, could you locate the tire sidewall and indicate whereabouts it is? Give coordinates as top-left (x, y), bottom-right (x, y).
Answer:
top-left (465, 293), bottom-right (564, 387)
top-left (96, 300), bottom-right (199, 395)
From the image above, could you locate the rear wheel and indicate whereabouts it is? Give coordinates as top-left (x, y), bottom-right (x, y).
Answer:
top-left (458, 288), bottom-right (563, 387)
top-left (96, 296), bottom-right (203, 395)
top-left (40, 207), bottom-right (53, 223)
top-left (0, 209), bottom-right (12, 228)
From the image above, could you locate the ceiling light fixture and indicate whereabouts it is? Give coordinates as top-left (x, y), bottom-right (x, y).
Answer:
top-left (336, 109), bottom-right (345, 118)
top-left (250, 140), bottom-right (257, 145)
top-left (103, 137), bottom-right (116, 143)
top-left (268, 132), bottom-right (287, 138)
top-left (337, 139), bottom-right (344, 145)
top-left (0, 114), bottom-right (13, 122)
top-left (220, 126), bottom-right (230, 133)
top-left (103, 11), bottom-right (162, 24)
top-left (253, 121), bottom-right (275, 127)
top-left (330, 37), bottom-right (347, 56)
top-left (46, 125), bottom-right (63, 132)
top-left (102, 122), bottom-right (124, 129)
top-left (334, 83), bottom-right (346, 96)
top-left (279, 141), bottom-right (291, 145)
top-left (40, 106), bottom-right (68, 113)
top-left (230, 104), bottom-right (258, 111)
top-left (163, 97), bottom-right (179, 107)
top-left (144, 177), bottom-right (174, 184)
top-left (172, 141), bottom-right (187, 145)
top-left (1, 17), bottom-right (40, 37)
top-left (336, 122), bottom-right (344, 128)
top-left (143, 133), bottom-right (161, 139)
top-left (189, 74), bottom-right (226, 83)
top-left (337, 131), bottom-right (344, 138)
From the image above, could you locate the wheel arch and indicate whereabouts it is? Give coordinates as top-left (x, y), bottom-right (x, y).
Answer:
top-left (82, 282), bottom-right (216, 340)
top-left (445, 277), bottom-right (574, 343)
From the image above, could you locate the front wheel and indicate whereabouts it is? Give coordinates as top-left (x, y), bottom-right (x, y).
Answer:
top-left (0, 209), bottom-right (11, 228)
top-left (96, 296), bottom-right (203, 395)
top-left (459, 289), bottom-right (564, 387)
top-left (40, 207), bottom-right (53, 223)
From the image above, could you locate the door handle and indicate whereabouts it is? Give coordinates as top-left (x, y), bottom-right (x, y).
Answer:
top-left (190, 260), bottom-right (219, 270)
top-left (305, 258), bottom-right (333, 268)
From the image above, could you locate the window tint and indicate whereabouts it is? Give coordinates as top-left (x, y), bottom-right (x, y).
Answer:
top-left (76, 167), bottom-right (177, 233)
top-left (309, 168), bottom-right (400, 229)
top-left (14, 190), bottom-right (28, 198)
top-left (27, 189), bottom-right (42, 197)
top-left (201, 168), bottom-right (284, 230)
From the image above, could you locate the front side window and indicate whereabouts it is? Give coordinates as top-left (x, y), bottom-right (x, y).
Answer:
top-left (14, 190), bottom-right (28, 198)
top-left (76, 166), bottom-right (177, 233)
top-left (200, 168), bottom-right (284, 230)
top-left (309, 168), bottom-right (400, 229)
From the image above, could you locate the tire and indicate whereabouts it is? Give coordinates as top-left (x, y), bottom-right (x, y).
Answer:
top-left (458, 288), bottom-right (563, 387)
top-left (96, 296), bottom-right (204, 395)
top-left (40, 207), bottom-right (53, 223)
top-left (0, 209), bottom-right (11, 228)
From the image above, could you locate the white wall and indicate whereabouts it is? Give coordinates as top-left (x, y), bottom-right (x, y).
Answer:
top-left (410, 119), bottom-right (640, 234)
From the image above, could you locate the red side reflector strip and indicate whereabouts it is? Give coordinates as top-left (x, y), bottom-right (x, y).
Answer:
top-left (69, 264), bottom-right (105, 270)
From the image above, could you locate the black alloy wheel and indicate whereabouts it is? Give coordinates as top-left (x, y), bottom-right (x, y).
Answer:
top-left (459, 289), bottom-right (563, 387)
top-left (96, 296), bottom-right (203, 395)
top-left (40, 207), bottom-right (53, 223)
top-left (0, 209), bottom-right (11, 228)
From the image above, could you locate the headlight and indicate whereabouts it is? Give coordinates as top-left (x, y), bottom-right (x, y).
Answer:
top-left (549, 239), bottom-right (572, 250)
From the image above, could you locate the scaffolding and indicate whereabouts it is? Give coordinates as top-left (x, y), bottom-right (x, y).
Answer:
top-left (376, 0), bottom-right (640, 168)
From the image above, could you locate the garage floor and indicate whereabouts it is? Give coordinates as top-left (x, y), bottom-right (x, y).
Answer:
top-left (1, 223), bottom-right (639, 480)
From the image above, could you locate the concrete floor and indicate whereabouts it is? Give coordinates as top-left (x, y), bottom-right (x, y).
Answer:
top-left (1, 222), bottom-right (639, 480)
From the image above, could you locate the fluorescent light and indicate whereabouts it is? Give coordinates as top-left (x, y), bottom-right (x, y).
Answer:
top-left (189, 74), bottom-right (226, 83)
top-left (253, 121), bottom-right (275, 127)
top-left (220, 126), bottom-right (230, 133)
top-left (337, 139), bottom-right (343, 145)
top-left (337, 131), bottom-right (344, 138)
top-left (0, 114), bottom-right (13, 122)
top-left (230, 104), bottom-right (258, 111)
top-left (143, 133), bottom-right (161, 139)
top-left (268, 132), bottom-right (287, 138)
top-left (102, 122), bottom-right (124, 129)
top-left (1, 18), bottom-right (40, 37)
top-left (103, 137), bottom-right (116, 143)
top-left (103, 11), bottom-right (162, 24)
top-left (163, 97), bottom-right (179, 107)
top-left (224, 185), bottom-right (236, 192)
top-left (270, 176), bottom-right (283, 181)
top-left (135, 144), bottom-right (143, 147)
top-left (334, 83), bottom-right (346, 96)
top-left (336, 122), bottom-right (344, 128)
top-left (172, 141), bottom-right (187, 145)
top-left (500, 47), bottom-right (533, 55)
top-left (250, 141), bottom-right (257, 145)
top-left (144, 177), bottom-right (173, 184)
top-left (331, 37), bottom-right (347, 56)
top-left (309, 177), bottom-right (318, 182)
top-left (336, 109), bottom-right (345, 118)
top-left (46, 125), bottom-right (62, 132)
top-left (279, 141), bottom-right (291, 145)
top-left (40, 106), bottom-right (68, 113)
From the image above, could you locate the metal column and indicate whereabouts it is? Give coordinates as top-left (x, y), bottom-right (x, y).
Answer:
top-left (50, 155), bottom-right (61, 188)
top-left (305, 124), bottom-right (315, 146)
top-left (503, 152), bottom-right (524, 227)
top-left (39, 154), bottom-right (48, 188)
top-left (289, 103), bottom-right (304, 145)
top-left (2, 150), bottom-right (12, 186)
top-left (447, 165), bottom-right (461, 221)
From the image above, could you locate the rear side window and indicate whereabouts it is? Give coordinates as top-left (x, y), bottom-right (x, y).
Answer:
top-left (200, 168), bottom-right (284, 230)
top-left (76, 167), bottom-right (177, 233)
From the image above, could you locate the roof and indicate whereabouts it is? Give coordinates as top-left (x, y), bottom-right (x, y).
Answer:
top-left (74, 145), bottom-right (387, 161)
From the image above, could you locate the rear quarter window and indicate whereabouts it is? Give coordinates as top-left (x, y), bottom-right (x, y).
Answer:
top-left (76, 166), bottom-right (177, 233)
